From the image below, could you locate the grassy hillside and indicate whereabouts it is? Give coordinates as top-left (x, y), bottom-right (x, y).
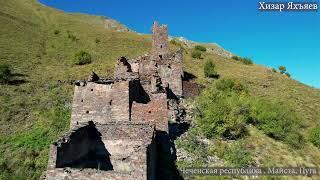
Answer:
top-left (0, 0), bottom-right (319, 179)
top-left (0, 0), bottom-right (150, 179)
top-left (178, 45), bottom-right (320, 178)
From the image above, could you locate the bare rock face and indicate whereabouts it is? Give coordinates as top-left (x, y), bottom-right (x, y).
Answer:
top-left (45, 21), bottom-right (185, 180)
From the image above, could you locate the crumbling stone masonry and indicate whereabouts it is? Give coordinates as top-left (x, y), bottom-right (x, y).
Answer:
top-left (45, 22), bottom-right (184, 180)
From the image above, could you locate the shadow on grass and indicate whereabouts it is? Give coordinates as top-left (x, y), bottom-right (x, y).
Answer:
top-left (6, 73), bottom-right (28, 85)
top-left (183, 71), bottom-right (197, 81)
top-left (8, 79), bottom-right (28, 85)
top-left (207, 74), bottom-right (220, 79)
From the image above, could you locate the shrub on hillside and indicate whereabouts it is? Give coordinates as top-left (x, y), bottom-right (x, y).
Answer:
top-left (215, 79), bottom-right (248, 94)
top-left (204, 60), bottom-right (218, 78)
top-left (170, 39), bottom-right (179, 46)
top-left (285, 72), bottom-right (291, 77)
top-left (191, 50), bottom-right (202, 59)
top-left (170, 39), bottom-right (186, 53)
top-left (250, 99), bottom-right (303, 148)
top-left (194, 45), bottom-right (206, 52)
top-left (223, 142), bottom-right (254, 167)
top-left (196, 78), bottom-right (304, 148)
top-left (0, 64), bottom-right (11, 84)
top-left (231, 56), bottom-right (240, 61)
top-left (309, 127), bottom-right (320, 148)
top-left (240, 57), bottom-right (253, 65)
top-left (196, 82), bottom-right (250, 140)
top-left (278, 66), bottom-right (291, 77)
top-left (74, 51), bottom-right (92, 65)
top-left (231, 56), bottom-right (253, 65)
top-left (54, 30), bottom-right (60, 35)
top-left (278, 66), bottom-right (286, 74)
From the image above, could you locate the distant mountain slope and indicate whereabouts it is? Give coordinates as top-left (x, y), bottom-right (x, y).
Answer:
top-left (0, 0), bottom-right (319, 179)
top-left (170, 36), bottom-right (233, 58)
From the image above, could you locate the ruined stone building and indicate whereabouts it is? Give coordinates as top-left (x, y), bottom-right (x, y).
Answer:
top-left (45, 22), bottom-right (184, 180)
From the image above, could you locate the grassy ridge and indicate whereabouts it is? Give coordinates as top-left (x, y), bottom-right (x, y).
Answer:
top-left (0, 0), bottom-right (319, 179)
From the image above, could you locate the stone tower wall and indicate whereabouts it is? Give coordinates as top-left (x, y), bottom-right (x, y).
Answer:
top-left (151, 21), bottom-right (169, 59)
top-left (70, 81), bottom-right (130, 127)
top-left (131, 93), bottom-right (168, 132)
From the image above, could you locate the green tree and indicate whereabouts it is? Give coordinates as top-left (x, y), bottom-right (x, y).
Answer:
top-left (196, 80), bottom-right (250, 140)
top-left (278, 66), bottom-right (286, 74)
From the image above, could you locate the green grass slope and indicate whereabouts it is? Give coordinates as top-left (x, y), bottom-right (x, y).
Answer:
top-left (180, 46), bottom-right (320, 178)
top-left (182, 45), bottom-right (320, 166)
top-left (0, 0), bottom-right (150, 179)
top-left (0, 0), bottom-right (319, 179)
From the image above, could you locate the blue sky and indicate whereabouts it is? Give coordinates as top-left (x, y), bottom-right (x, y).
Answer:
top-left (39, 0), bottom-right (320, 88)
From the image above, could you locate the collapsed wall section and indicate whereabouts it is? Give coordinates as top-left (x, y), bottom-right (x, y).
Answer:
top-left (46, 122), bottom-right (156, 180)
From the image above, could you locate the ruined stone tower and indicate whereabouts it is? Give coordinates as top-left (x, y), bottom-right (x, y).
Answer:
top-left (45, 21), bottom-right (184, 180)
top-left (151, 21), bottom-right (169, 59)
